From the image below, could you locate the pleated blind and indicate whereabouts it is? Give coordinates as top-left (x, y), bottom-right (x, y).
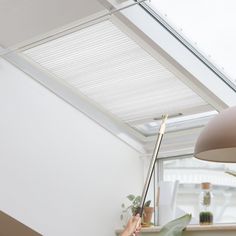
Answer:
top-left (23, 20), bottom-right (209, 133)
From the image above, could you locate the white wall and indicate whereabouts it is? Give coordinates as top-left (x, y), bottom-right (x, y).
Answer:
top-left (0, 58), bottom-right (143, 236)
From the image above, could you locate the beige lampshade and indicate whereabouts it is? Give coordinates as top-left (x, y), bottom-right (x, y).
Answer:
top-left (194, 106), bottom-right (236, 162)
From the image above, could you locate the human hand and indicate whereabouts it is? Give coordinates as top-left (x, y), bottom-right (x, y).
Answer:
top-left (121, 214), bottom-right (141, 236)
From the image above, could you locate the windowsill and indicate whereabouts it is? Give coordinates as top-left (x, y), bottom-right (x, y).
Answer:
top-left (115, 223), bottom-right (236, 235)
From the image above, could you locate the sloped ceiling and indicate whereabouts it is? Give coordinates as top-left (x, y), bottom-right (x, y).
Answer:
top-left (0, 0), bottom-right (105, 48)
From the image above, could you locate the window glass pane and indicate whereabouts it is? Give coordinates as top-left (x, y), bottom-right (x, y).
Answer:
top-left (163, 157), bottom-right (236, 224)
top-left (148, 0), bottom-right (236, 86)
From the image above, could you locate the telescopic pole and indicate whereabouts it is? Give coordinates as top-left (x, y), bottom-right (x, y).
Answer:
top-left (137, 115), bottom-right (168, 216)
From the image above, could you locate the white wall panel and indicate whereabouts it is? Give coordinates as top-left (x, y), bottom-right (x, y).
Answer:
top-left (0, 58), bottom-right (143, 236)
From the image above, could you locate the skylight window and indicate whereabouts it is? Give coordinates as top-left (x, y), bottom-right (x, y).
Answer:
top-left (147, 0), bottom-right (236, 87)
top-left (22, 20), bottom-right (213, 137)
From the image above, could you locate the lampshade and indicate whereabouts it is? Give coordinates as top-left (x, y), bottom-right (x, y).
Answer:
top-left (194, 106), bottom-right (236, 162)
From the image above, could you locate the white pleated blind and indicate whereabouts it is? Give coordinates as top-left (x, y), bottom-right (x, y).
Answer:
top-left (23, 20), bottom-right (208, 130)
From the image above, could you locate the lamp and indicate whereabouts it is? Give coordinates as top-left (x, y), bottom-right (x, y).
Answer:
top-left (194, 106), bottom-right (236, 162)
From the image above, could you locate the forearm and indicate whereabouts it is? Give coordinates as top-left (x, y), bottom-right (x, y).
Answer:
top-left (120, 214), bottom-right (141, 236)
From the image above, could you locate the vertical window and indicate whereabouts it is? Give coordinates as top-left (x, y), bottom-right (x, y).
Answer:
top-left (162, 157), bottom-right (236, 223)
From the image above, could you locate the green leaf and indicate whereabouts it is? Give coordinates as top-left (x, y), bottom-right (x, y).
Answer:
top-left (131, 206), bottom-right (138, 215)
top-left (133, 196), bottom-right (141, 205)
top-left (144, 200), bottom-right (151, 207)
top-left (136, 196), bottom-right (141, 201)
top-left (127, 194), bottom-right (135, 201)
top-left (158, 214), bottom-right (191, 236)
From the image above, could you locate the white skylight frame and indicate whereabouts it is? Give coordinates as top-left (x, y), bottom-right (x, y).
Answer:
top-left (22, 20), bottom-right (209, 127)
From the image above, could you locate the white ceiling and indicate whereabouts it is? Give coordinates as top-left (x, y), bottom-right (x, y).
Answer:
top-left (0, 0), bottom-right (105, 48)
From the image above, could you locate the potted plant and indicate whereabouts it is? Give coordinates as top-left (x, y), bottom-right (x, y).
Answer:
top-left (121, 194), bottom-right (154, 227)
